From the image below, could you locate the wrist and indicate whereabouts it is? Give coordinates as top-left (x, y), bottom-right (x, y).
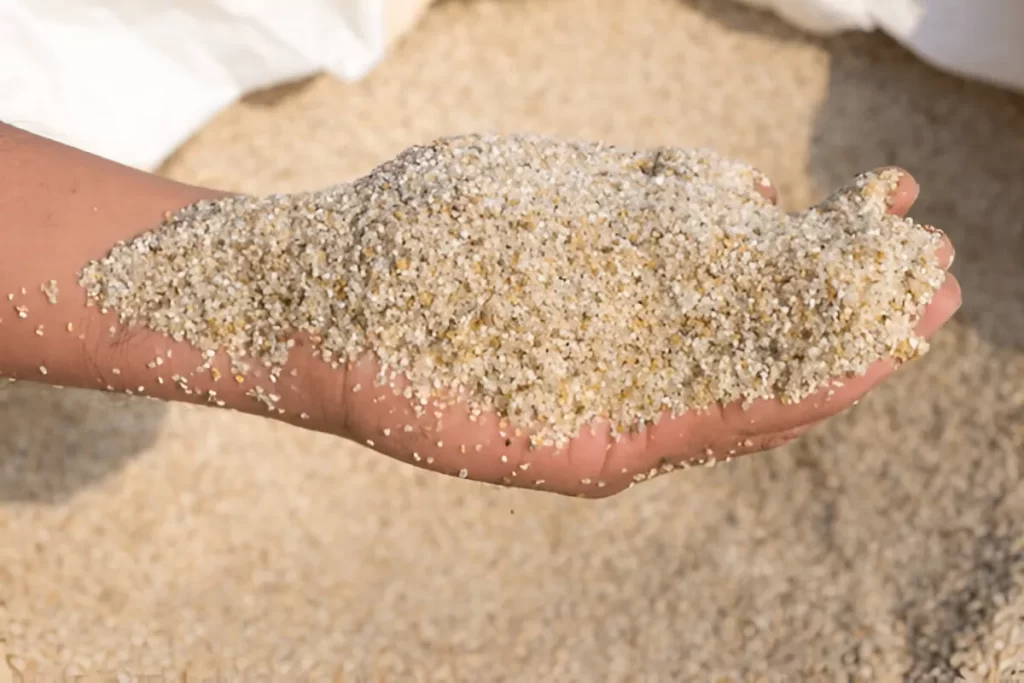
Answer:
top-left (0, 125), bottom-right (225, 392)
top-left (0, 126), bottom-right (354, 436)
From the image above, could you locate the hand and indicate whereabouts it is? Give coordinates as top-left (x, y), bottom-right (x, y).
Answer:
top-left (300, 168), bottom-right (959, 498)
top-left (0, 125), bottom-right (958, 499)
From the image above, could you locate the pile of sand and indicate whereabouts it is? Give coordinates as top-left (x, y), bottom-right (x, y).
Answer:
top-left (2, 0), bottom-right (1023, 680)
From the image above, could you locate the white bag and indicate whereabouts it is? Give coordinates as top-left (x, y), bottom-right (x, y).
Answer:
top-left (732, 0), bottom-right (878, 34)
top-left (1, 0), bottom-right (1020, 173)
top-left (734, 0), bottom-right (1024, 94)
top-left (0, 0), bottom-right (433, 171)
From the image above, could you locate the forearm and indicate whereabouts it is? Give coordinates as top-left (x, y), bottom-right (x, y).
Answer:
top-left (0, 123), bottom-right (214, 378)
top-left (0, 124), bottom-right (329, 427)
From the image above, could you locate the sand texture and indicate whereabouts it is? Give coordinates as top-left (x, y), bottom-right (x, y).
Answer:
top-left (2, 0), bottom-right (1024, 681)
top-left (82, 135), bottom-right (943, 446)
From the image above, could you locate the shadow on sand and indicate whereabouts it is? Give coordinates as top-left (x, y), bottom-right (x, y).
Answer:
top-left (0, 383), bottom-right (167, 504)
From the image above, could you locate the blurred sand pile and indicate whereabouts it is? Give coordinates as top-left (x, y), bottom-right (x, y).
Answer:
top-left (2, 0), bottom-right (1023, 681)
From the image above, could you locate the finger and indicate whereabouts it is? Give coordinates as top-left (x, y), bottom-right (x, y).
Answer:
top-left (584, 422), bottom-right (814, 499)
top-left (594, 272), bottom-right (961, 493)
top-left (595, 271), bottom-right (962, 494)
top-left (933, 230), bottom-right (955, 269)
top-left (712, 423), bottom-right (812, 461)
top-left (882, 168), bottom-right (955, 268)
top-left (753, 170), bottom-right (778, 204)
top-left (716, 167), bottom-right (959, 436)
top-left (713, 272), bottom-right (962, 438)
top-left (885, 167), bottom-right (919, 217)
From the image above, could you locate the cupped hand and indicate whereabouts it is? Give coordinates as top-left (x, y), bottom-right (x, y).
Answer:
top-left (290, 168), bottom-right (960, 498)
top-left (0, 126), bottom-right (959, 499)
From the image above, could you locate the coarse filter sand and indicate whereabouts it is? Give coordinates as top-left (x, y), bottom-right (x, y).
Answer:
top-left (81, 135), bottom-right (942, 446)
top-left (3, 0), bottom-right (1024, 681)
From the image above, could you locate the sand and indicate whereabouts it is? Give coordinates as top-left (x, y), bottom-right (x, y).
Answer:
top-left (81, 134), bottom-right (943, 445)
top-left (2, 0), bottom-right (1023, 681)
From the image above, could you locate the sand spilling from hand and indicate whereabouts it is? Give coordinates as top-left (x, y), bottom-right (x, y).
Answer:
top-left (80, 133), bottom-right (944, 444)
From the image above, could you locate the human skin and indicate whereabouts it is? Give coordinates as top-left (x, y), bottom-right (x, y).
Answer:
top-left (0, 123), bottom-right (961, 498)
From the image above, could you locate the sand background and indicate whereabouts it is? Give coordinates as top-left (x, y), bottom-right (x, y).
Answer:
top-left (2, 0), bottom-right (1023, 681)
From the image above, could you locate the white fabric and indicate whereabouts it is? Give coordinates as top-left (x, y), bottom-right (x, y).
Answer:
top-left (1, 0), bottom-right (1020, 172)
top-left (0, 0), bottom-right (429, 171)
top-left (734, 0), bottom-right (1024, 94)
top-left (734, 0), bottom-right (878, 34)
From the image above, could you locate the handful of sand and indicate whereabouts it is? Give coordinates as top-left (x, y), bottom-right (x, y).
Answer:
top-left (80, 133), bottom-right (946, 445)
